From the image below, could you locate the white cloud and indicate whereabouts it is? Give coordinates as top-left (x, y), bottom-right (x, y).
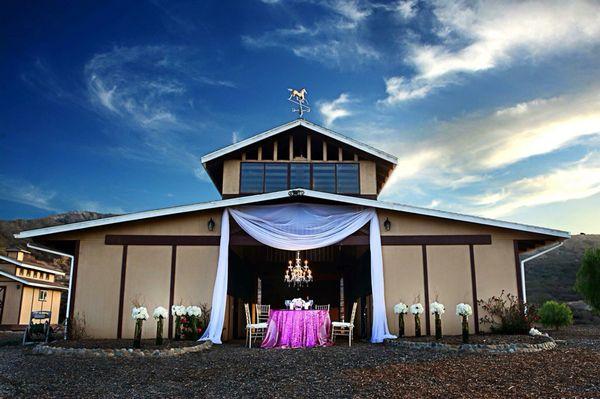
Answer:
top-left (381, 0), bottom-right (600, 104)
top-left (380, 89), bottom-right (600, 213)
top-left (318, 93), bottom-right (353, 126)
top-left (474, 154), bottom-right (600, 218)
top-left (232, 131), bottom-right (240, 143)
top-left (0, 176), bottom-right (57, 212)
top-left (396, 0), bottom-right (417, 19)
top-left (426, 199), bottom-right (441, 208)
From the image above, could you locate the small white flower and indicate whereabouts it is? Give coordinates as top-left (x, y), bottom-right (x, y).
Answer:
top-left (393, 303), bottom-right (408, 314)
top-left (430, 302), bottom-right (445, 315)
top-left (171, 305), bottom-right (186, 317)
top-left (410, 303), bottom-right (424, 315)
top-left (131, 306), bottom-right (149, 320)
top-left (186, 305), bottom-right (202, 317)
top-left (456, 303), bottom-right (473, 317)
top-left (153, 306), bottom-right (168, 320)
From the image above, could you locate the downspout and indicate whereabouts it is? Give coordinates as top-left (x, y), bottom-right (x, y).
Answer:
top-left (27, 243), bottom-right (74, 340)
top-left (520, 241), bottom-right (564, 303)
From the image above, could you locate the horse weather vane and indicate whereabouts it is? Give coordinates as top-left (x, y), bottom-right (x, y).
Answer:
top-left (288, 87), bottom-right (310, 118)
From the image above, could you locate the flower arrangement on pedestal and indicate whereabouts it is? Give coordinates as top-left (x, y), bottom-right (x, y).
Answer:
top-left (153, 306), bottom-right (168, 345)
top-left (393, 302), bottom-right (408, 337)
top-left (131, 306), bottom-right (149, 348)
top-left (410, 303), bottom-right (424, 337)
top-left (183, 305), bottom-right (203, 340)
top-left (456, 303), bottom-right (473, 343)
top-left (430, 302), bottom-right (445, 340)
top-left (171, 305), bottom-right (186, 341)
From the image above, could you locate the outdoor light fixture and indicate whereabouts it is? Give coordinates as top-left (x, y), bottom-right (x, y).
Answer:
top-left (207, 218), bottom-right (215, 231)
top-left (384, 217), bottom-right (391, 231)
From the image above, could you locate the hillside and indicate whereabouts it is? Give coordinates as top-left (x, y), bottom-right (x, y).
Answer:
top-left (0, 211), bottom-right (112, 252)
top-left (525, 234), bottom-right (600, 304)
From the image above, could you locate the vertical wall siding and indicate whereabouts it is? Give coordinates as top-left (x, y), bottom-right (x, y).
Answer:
top-left (75, 240), bottom-right (122, 338)
top-left (121, 246), bottom-right (171, 339)
top-left (173, 247), bottom-right (219, 311)
top-left (382, 246), bottom-right (424, 337)
top-left (426, 245), bottom-right (474, 335)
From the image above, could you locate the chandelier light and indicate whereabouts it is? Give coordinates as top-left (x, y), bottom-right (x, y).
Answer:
top-left (284, 250), bottom-right (313, 288)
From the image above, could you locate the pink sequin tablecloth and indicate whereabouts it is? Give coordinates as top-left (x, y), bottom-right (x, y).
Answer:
top-left (261, 310), bottom-right (332, 349)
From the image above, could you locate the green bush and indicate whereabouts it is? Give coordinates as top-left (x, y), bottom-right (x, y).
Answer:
top-left (575, 248), bottom-right (600, 313)
top-left (538, 301), bottom-right (573, 330)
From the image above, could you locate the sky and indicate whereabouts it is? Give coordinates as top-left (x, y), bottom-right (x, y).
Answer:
top-left (1, 0), bottom-right (599, 234)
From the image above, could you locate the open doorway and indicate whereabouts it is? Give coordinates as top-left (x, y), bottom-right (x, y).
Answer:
top-left (225, 241), bottom-right (373, 341)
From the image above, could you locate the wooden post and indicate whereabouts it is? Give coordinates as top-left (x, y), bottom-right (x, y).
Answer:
top-left (307, 135), bottom-right (311, 160)
top-left (273, 141), bottom-right (278, 161)
top-left (289, 135), bottom-right (293, 160)
top-left (323, 141), bottom-right (327, 161)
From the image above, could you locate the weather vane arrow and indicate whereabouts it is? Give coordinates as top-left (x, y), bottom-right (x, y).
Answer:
top-left (288, 87), bottom-right (310, 118)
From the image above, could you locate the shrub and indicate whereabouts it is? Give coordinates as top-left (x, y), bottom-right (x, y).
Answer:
top-left (575, 248), bottom-right (600, 313)
top-left (538, 301), bottom-right (573, 330)
top-left (478, 291), bottom-right (538, 334)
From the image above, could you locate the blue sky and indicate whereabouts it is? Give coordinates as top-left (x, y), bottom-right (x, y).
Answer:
top-left (1, 0), bottom-right (599, 233)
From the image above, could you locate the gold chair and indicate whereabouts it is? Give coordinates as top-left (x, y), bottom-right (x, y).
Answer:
top-left (244, 303), bottom-right (267, 348)
top-left (331, 302), bottom-right (357, 347)
top-left (314, 304), bottom-right (330, 311)
top-left (255, 304), bottom-right (271, 324)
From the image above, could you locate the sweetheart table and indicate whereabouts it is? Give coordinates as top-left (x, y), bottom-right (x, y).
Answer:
top-left (261, 309), bottom-right (332, 349)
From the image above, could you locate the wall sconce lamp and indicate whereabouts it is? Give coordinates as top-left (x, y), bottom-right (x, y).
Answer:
top-left (383, 217), bottom-right (391, 231)
top-left (207, 218), bottom-right (216, 232)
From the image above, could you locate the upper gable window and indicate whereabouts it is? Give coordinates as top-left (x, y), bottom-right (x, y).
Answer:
top-left (312, 163), bottom-right (336, 193)
top-left (240, 163), bottom-right (264, 193)
top-left (336, 163), bottom-right (359, 193)
top-left (264, 163), bottom-right (288, 192)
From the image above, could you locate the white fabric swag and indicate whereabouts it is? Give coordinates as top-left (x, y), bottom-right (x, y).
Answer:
top-left (200, 203), bottom-right (396, 344)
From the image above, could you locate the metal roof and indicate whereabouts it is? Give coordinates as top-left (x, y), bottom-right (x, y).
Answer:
top-left (14, 189), bottom-right (570, 239)
top-left (200, 119), bottom-right (398, 165)
top-left (0, 269), bottom-right (68, 290)
top-left (0, 255), bottom-right (66, 276)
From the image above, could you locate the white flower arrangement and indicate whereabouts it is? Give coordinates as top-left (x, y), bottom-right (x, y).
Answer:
top-left (529, 328), bottom-right (549, 337)
top-left (153, 306), bottom-right (168, 320)
top-left (430, 302), bottom-right (445, 315)
top-left (131, 306), bottom-right (149, 320)
top-left (290, 298), bottom-right (305, 310)
top-left (393, 302), bottom-right (408, 314)
top-left (171, 305), bottom-right (186, 317)
top-left (410, 303), bottom-right (424, 315)
top-left (456, 303), bottom-right (473, 317)
top-left (186, 305), bottom-right (202, 317)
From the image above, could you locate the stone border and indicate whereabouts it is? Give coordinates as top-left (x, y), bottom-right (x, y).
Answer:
top-left (384, 337), bottom-right (556, 354)
top-left (32, 340), bottom-right (212, 358)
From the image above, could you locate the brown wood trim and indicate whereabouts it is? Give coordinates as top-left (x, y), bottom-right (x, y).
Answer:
top-left (513, 240), bottom-right (524, 302)
top-left (168, 245), bottom-right (177, 339)
top-left (116, 245), bottom-right (128, 339)
top-left (422, 245), bottom-right (430, 336)
top-left (382, 235), bottom-right (491, 246)
top-left (469, 245), bottom-right (480, 334)
top-left (68, 240), bottom-right (80, 322)
top-left (106, 235), bottom-right (220, 246)
top-left (0, 286), bottom-right (6, 324)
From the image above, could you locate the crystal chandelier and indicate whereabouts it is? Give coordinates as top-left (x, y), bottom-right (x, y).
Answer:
top-left (284, 250), bottom-right (313, 287)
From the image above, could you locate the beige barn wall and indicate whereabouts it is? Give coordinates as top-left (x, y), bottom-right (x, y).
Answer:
top-left (52, 209), bottom-right (223, 339)
top-left (223, 159), bottom-right (241, 195)
top-left (379, 211), bottom-right (546, 336)
top-left (173, 246), bottom-right (219, 309)
top-left (359, 161), bottom-right (377, 195)
top-left (0, 281), bottom-right (21, 325)
top-left (382, 246), bottom-right (424, 337)
top-left (18, 287), bottom-right (34, 324)
top-left (74, 240), bottom-right (123, 338)
top-left (121, 246), bottom-right (171, 339)
top-left (426, 245), bottom-right (474, 335)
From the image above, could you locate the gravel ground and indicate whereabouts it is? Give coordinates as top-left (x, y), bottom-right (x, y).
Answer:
top-left (0, 325), bottom-right (598, 398)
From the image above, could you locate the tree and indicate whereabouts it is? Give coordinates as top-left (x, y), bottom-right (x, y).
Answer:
top-left (575, 248), bottom-right (600, 313)
top-left (538, 301), bottom-right (573, 330)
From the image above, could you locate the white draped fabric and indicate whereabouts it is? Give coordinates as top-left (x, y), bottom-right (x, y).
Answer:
top-left (200, 203), bottom-right (395, 344)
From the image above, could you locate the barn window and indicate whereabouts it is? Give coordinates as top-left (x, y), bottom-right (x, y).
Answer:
top-left (38, 290), bottom-right (48, 302)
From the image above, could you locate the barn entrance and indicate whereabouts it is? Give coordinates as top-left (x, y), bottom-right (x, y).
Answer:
top-left (225, 242), bottom-right (373, 341)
